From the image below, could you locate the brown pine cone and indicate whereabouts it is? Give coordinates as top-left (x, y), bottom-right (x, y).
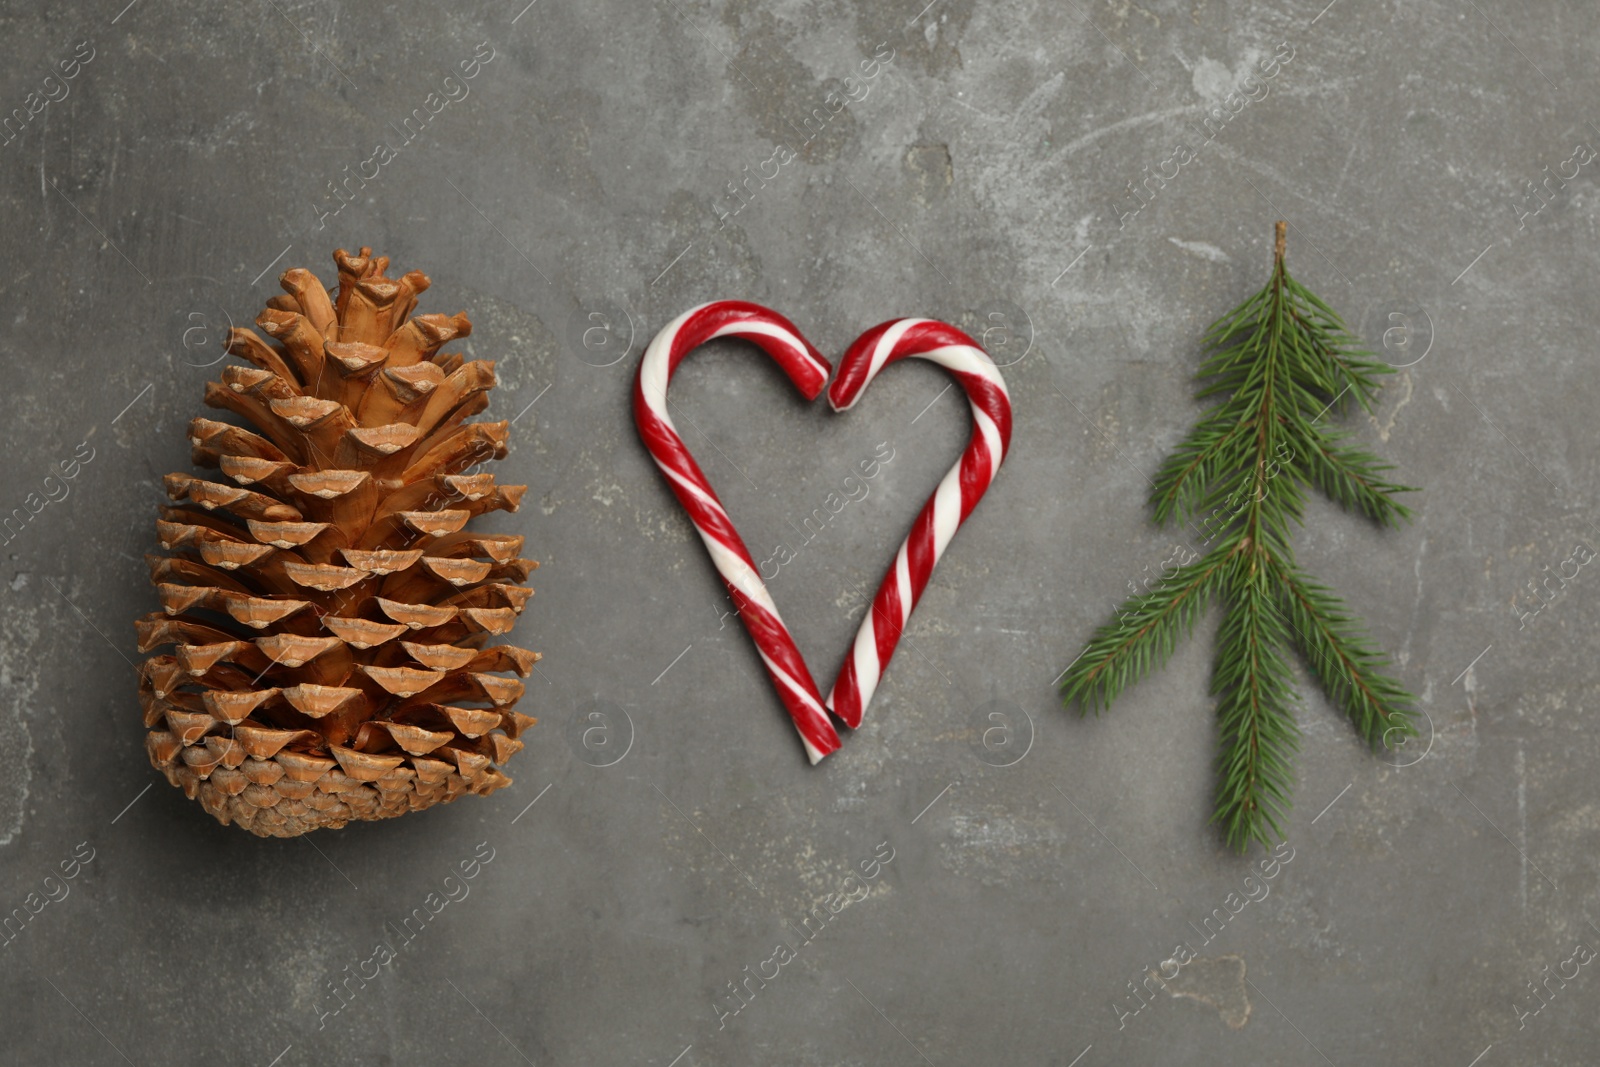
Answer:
top-left (135, 246), bottom-right (538, 837)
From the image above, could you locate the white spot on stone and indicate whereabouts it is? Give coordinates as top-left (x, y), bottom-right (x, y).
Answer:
top-left (0, 602), bottom-right (44, 847)
top-left (1192, 57), bottom-right (1233, 102)
top-left (1168, 237), bottom-right (1231, 263)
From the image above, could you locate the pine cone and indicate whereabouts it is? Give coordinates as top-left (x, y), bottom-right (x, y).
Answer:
top-left (136, 247), bottom-right (539, 837)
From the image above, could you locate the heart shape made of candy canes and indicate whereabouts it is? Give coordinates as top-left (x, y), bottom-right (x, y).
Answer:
top-left (634, 300), bottom-right (1012, 763)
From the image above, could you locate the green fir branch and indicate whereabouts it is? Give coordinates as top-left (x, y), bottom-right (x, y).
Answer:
top-left (1211, 557), bottom-right (1301, 852)
top-left (1062, 548), bottom-right (1231, 715)
top-left (1295, 428), bottom-right (1417, 528)
top-left (1059, 221), bottom-right (1421, 853)
top-left (1151, 414), bottom-right (1247, 527)
top-left (1269, 555), bottom-right (1418, 750)
top-left (1280, 277), bottom-right (1393, 409)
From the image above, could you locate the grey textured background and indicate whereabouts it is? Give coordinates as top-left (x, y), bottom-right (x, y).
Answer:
top-left (1, 0), bottom-right (1597, 1064)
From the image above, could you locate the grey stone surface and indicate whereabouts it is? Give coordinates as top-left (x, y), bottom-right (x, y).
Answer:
top-left (0, 0), bottom-right (1597, 1064)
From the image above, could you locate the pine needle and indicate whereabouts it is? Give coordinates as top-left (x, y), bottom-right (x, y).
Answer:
top-left (1060, 221), bottom-right (1420, 853)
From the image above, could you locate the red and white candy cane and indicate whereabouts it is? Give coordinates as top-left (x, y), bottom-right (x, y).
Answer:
top-left (824, 318), bottom-right (1013, 728)
top-left (633, 300), bottom-right (842, 763)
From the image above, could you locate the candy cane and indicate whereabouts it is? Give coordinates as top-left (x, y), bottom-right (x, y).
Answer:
top-left (633, 301), bottom-right (842, 763)
top-left (825, 318), bottom-right (1013, 728)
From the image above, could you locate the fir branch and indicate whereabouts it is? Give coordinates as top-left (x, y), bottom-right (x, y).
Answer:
top-left (1059, 221), bottom-right (1421, 853)
top-left (1293, 426), bottom-right (1417, 528)
top-left (1061, 548), bottom-right (1231, 715)
top-left (1211, 556), bottom-right (1301, 852)
top-left (1151, 415), bottom-right (1247, 526)
top-left (1269, 555), bottom-right (1417, 750)
top-left (1282, 277), bottom-right (1395, 414)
